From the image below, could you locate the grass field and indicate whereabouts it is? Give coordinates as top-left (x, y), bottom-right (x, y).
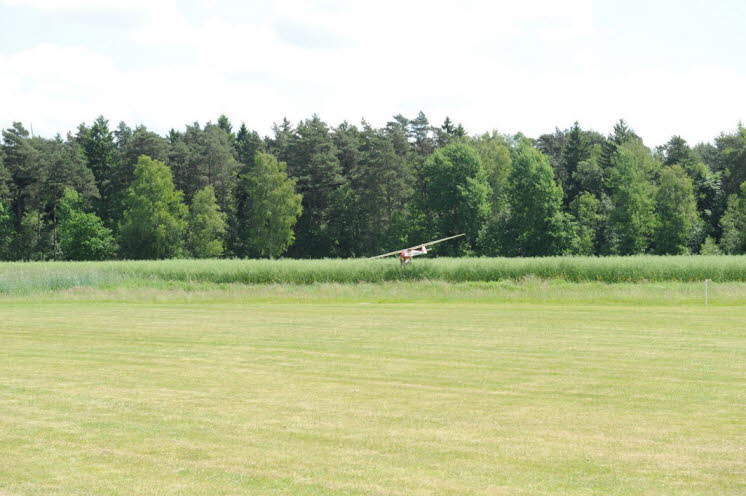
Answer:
top-left (1, 276), bottom-right (745, 495)
top-left (3, 255), bottom-right (746, 295)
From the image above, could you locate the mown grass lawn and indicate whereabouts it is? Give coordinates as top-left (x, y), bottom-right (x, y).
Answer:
top-left (1, 285), bottom-right (745, 495)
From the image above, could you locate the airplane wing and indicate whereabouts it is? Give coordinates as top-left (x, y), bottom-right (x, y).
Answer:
top-left (369, 234), bottom-right (465, 259)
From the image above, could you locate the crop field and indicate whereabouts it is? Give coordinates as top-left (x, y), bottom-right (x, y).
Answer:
top-left (3, 256), bottom-right (746, 295)
top-left (1, 260), bottom-right (746, 495)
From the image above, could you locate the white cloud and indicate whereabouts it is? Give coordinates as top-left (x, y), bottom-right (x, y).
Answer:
top-left (0, 0), bottom-right (743, 145)
top-left (0, 0), bottom-right (154, 10)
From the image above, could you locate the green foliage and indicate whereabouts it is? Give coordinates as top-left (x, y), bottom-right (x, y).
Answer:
top-left (186, 186), bottom-right (227, 258)
top-left (662, 135), bottom-right (693, 167)
top-left (720, 182), bottom-right (746, 254)
top-left (653, 166), bottom-right (699, 255)
top-left (170, 122), bottom-right (238, 212)
top-left (471, 132), bottom-right (512, 215)
top-left (715, 124), bottom-right (746, 196)
top-left (0, 201), bottom-right (13, 260)
top-left (3, 113), bottom-right (746, 260)
top-left (5, 257), bottom-right (746, 292)
top-left (77, 116), bottom-right (117, 224)
top-left (283, 116), bottom-right (345, 257)
top-left (419, 143), bottom-right (491, 252)
top-left (498, 141), bottom-right (572, 256)
top-left (235, 123), bottom-right (264, 166)
top-left (119, 156), bottom-right (188, 259)
top-left (235, 152), bottom-right (302, 258)
top-left (347, 124), bottom-right (414, 255)
top-left (0, 152), bottom-right (11, 203)
top-left (2, 123), bottom-right (40, 224)
top-left (700, 236), bottom-right (722, 255)
top-left (607, 142), bottom-right (659, 254)
top-left (558, 122), bottom-right (592, 201)
top-left (58, 189), bottom-right (117, 261)
top-left (44, 136), bottom-right (99, 212)
top-left (683, 160), bottom-right (724, 243)
top-left (600, 119), bottom-right (639, 169)
top-left (17, 209), bottom-right (51, 260)
top-left (573, 144), bottom-right (606, 197)
top-left (569, 192), bottom-right (604, 255)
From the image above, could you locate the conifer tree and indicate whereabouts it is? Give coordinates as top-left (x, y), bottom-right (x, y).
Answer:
top-left (77, 116), bottom-right (117, 225)
top-left (559, 122), bottom-right (590, 202)
top-left (235, 123), bottom-right (265, 166)
top-left (284, 116), bottom-right (345, 257)
top-left (346, 124), bottom-right (414, 255)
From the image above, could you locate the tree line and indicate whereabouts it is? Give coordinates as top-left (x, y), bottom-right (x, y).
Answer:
top-left (1, 112), bottom-right (745, 260)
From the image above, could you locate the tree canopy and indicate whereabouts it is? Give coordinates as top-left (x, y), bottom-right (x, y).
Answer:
top-left (0, 114), bottom-right (744, 259)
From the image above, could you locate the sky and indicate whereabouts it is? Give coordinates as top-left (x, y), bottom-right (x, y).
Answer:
top-left (1, 0), bottom-right (745, 146)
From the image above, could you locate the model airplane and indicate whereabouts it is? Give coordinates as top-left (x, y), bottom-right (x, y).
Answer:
top-left (370, 234), bottom-right (465, 265)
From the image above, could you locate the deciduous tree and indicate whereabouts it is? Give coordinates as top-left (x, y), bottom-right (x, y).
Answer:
top-left (119, 156), bottom-right (187, 259)
top-left (235, 152), bottom-right (302, 258)
top-left (58, 188), bottom-right (116, 260)
top-left (186, 186), bottom-right (227, 258)
top-left (720, 181), bottom-right (746, 254)
top-left (653, 166), bottom-right (699, 254)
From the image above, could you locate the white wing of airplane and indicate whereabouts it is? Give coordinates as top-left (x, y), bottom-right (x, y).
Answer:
top-left (369, 234), bottom-right (465, 259)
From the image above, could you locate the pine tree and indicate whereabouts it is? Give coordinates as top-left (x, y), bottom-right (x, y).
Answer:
top-left (600, 119), bottom-right (639, 169)
top-left (436, 117), bottom-right (465, 147)
top-left (559, 122), bottom-right (590, 202)
top-left (43, 136), bottom-right (99, 256)
top-left (235, 123), bottom-right (264, 167)
top-left (347, 124), bottom-right (414, 255)
top-left (662, 135), bottom-right (693, 166)
top-left (410, 111), bottom-right (435, 159)
top-left (170, 122), bottom-right (237, 212)
top-left (2, 123), bottom-right (40, 227)
top-left (267, 118), bottom-right (294, 164)
top-left (119, 156), bottom-right (188, 259)
top-left (77, 116), bottom-right (117, 225)
top-left (217, 114), bottom-right (233, 135)
top-left (284, 116), bottom-right (345, 257)
top-left (332, 121), bottom-right (361, 177)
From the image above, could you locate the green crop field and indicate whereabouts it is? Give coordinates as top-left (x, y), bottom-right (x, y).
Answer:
top-left (3, 256), bottom-right (746, 295)
top-left (1, 261), bottom-right (745, 495)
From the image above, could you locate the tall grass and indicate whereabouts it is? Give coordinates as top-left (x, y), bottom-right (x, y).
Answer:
top-left (2, 256), bottom-right (746, 294)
